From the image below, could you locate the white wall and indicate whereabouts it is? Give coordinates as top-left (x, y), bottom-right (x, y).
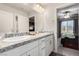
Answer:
top-left (45, 6), bottom-right (59, 52)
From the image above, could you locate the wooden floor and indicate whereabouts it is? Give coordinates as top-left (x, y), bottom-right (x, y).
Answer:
top-left (49, 47), bottom-right (79, 56)
top-left (57, 47), bottom-right (79, 56)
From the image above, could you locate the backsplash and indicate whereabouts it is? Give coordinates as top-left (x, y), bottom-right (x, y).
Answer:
top-left (3, 31), bottom-right (53, 38)
top-left (4, 32), bottom-right (27, 38)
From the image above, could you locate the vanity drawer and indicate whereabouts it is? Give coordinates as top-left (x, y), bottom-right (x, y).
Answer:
top-left (48, 35), bottom-right (53, 39)
top-left (39, 38), bottom-right (46, 44)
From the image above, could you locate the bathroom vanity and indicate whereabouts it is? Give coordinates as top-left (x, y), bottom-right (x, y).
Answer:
top-left (0, 33), bottom-right (54, 56)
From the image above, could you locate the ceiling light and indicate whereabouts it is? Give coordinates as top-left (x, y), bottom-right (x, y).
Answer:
top-left (64, 13), bottom-right (70, 18)
top-left (33, 4), bottom-right (45, 13)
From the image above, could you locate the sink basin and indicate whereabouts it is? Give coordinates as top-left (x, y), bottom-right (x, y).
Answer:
top-left (2, 36), bottom-right (31, 43)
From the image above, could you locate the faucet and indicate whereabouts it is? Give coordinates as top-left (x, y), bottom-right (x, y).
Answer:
top-left (0, 33), bottom-right (5, 40)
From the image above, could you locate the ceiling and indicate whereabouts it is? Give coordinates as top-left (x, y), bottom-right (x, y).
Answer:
top-left (4, 3), bottom-right (36, 14)
top-left (3, 3), bottom-right (74, 14)
top-left (40, 3), bottom-right (73, 8)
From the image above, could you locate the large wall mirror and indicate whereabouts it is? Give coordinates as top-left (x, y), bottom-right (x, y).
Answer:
top-left (0, 10), bottom-right (14, 34)
top-left (29, 16), bottom-right (35, 32)
top-left (0, 10), bottom-right (29, 35)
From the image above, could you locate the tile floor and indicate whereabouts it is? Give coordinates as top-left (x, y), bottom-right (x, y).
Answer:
top-left (57, 47), bottom-right (79, 56)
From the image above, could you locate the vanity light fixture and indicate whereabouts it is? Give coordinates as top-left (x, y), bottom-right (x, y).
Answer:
top-left (64, 11), bottom-right (70, 18)
top-left (64, 13), bottom-right (70, 18)
top-left (33, 4), bottom-right (45, 13)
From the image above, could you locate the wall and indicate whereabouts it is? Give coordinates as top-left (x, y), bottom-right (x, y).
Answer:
top-left (42, 7), bottom-right (57, 52)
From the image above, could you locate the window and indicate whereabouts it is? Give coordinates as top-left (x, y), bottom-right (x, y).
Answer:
top-left (61, 20), bottom-right (74, 38)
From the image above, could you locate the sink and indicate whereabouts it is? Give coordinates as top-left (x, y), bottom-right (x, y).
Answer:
top-left (2, 35), bottom-right (32, 43)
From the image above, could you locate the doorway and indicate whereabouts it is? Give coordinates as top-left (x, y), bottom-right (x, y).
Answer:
top-left (57, 13), bottom-right (78, 50)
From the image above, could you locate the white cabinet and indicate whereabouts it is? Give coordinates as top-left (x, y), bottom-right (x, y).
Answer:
top-left (50, 35), bottom-right (54, 52)
top-left (0, 44), bottom-right (29, 56)
top-left (0, 35), bottom-right (54, 56)
top-left (26, 46), bottom-right (39, 56)
top-left (38, 35), bottom-right (53, 56)
top-left (45, 38), bottom-right (51, 56)
top-left (33, 47), bottom-right (39, 56)
top-left (0, 40), bottom-right (38, 56)
top-left (26, 49), bottom-right (34, 56)
top-left (45, 35), bottom-right (53, 56)
top-left (38, 38), bottom-right (46, 56)
top-left (39, 46), bottom-right (46, 56)
top-left (21, 52), bottom-right (27, 56)
top-left (24, 47), bottom-right (38, 56)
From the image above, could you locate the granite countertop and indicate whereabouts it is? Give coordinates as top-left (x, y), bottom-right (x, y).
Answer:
top-left (0, 33), bottom-right (53, 53)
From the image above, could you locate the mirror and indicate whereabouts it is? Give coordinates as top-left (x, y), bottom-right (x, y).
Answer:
top-left (0, 10), bottom-right (29, 36)
top-left (0, 10), bottom-right (14, 34)
top-left (29, 16), bottom-right (35, 32)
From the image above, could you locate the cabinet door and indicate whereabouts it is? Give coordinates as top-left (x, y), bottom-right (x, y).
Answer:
top-left (33, 47), bottom-right (39, 56)
top-left (46, 40), bottom-right (50, 56)
top-left (26, 47), bottom-right (38, 56)
top-left (50, 38), bottom-right (53, 52)
top-left (48, 35), bottom-right (54, 52)
top-left (39, 40), bottom-right (46, 56)
top-left (46, 35), bottom-right (54, 56)
top-left (45, 36), bottom-right (52, 56)
top-left (40, 47), bottom-right (46, 56)
top-left (20, 52), bottom-right (27, 56)
top-left (26, 49), bottom-right (34, 56)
